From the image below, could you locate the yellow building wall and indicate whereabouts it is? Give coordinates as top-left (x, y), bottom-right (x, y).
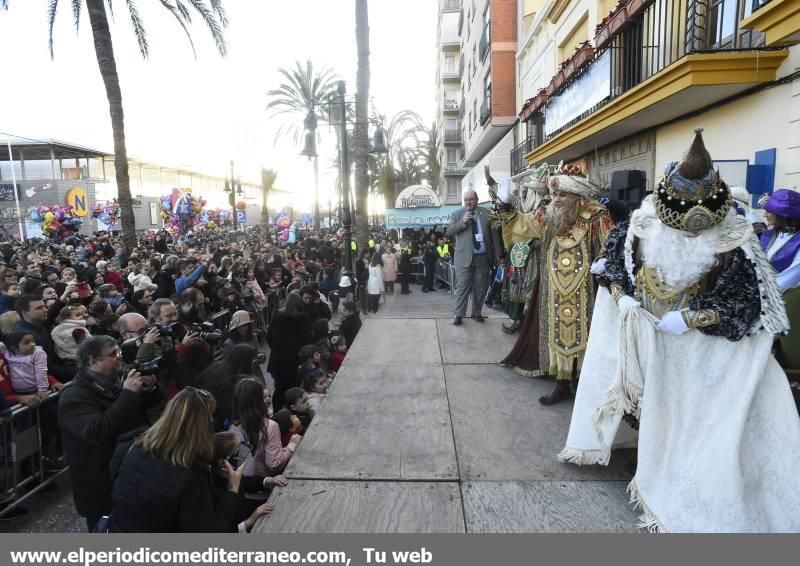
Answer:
top-left (655, 82), bottom-right (799, 190)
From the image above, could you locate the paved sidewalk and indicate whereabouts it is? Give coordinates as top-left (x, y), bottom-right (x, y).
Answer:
top-left (255, 289), bottom-right (639, 534)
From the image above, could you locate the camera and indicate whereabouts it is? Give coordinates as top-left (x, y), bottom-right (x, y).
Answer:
top-left (145, 322), bottom-right (179, 337)
top-left (189, 321), bottom-right (224, 344)
top-left (132, 356), bottom-right (162, 377)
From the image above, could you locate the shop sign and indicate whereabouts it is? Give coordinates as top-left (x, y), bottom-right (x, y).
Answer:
top-left (66, 187), bottom-right (89, 216)
top-left (385, 206), bottom-right (461, 229)
top-left (24, 183), bottom-right (54, 199)
top-left (0, 183), bottom-right (18, 201)
top-left (545, 50), bottom-right (611, 136)
top-left (395, 185), bottom-right (442, 208)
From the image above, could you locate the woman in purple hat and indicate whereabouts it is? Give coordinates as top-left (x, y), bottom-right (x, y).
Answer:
top-left (761, 189), bottom-right (800, 292)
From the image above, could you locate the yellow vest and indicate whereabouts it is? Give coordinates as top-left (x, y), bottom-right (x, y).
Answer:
top-left (369, 239), bottom-right (375, 248)
top-left (436, 244), bottom-right (450, 257)
top-left (351, 241), bottom-right (357, 251)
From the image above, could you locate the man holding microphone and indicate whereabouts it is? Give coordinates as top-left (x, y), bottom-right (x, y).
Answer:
top-left (446, 190), bottom-right (497, 326)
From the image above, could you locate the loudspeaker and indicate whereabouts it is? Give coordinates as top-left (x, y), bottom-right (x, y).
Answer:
top-left (610, 170), bottom-right (646, 206)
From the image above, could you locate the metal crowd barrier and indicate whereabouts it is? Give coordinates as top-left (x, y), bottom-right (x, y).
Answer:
top-left (0, 392), bottom-right (68, 519)
top-left (435, 259), bottom-right (456, 295)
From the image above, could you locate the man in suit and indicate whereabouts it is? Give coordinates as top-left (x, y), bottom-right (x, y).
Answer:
top-left (446, 190), bottom-right (496, 325)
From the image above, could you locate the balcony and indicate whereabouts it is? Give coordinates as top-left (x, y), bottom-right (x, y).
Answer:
top-left (443, 99), bottom-right (460, 113)
top-left (444, 130), bottom-right (463, 143)
top-left (440, 0), bottom-right (460, 12)
top-left (479, 22), bottom-right (490, 61)
top-left (740, 0), bottom-right (800, 46)
top-left (444, 163), bottom-right (469, 176)
top-left (479, 99), bottom-right (490, 125)
top-left (442, 69), bottom-right (460, 81)
top-left (524, 0), bottom-right (788, 166)
top-left (511, 138), bottom-right (534, 178)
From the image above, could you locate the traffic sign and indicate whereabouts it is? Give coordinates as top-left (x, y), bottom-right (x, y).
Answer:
top-left (236, 210), bottom-right (247, 224)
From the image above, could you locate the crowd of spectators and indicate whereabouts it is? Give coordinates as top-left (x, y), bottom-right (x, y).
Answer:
top-left (0, 222), bottom-right (453, 531)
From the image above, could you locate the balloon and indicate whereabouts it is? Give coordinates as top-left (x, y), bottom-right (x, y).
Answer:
top-left (236, 201), bottom-right (246, 211)
top-left (31, 210), bottom-right (42, 222)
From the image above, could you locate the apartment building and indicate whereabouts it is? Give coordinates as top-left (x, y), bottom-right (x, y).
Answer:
top-left (511, 0), bottom-right (800, 201)
top-left (435, 0), bottom-right (467, 205)
top-left (459, 0), bottom-right (518, 200)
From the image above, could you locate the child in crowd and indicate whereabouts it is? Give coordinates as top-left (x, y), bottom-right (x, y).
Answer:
top-left (271, 408), bottom-right (304, 448)
top-left (295, 344), bottom-right (321, 386)
top-left (51, 305), bottom-right (91, 363)
top-left (303, 369), bottom-right (327, 418)
top-left (229, 379), bottom-right (301, 478)
top-left (127, 263), bottom-right (158, 294)
top-left (339, 301), bottom-right (362, 350)
top-left (0, 332), bottom-right (61, 396)
top-left (330, 334), bottom-right (348, 373)
top-left (97, 283), bottom-right (124, 310)
top-left (283, 387), bottom-right (311, 429)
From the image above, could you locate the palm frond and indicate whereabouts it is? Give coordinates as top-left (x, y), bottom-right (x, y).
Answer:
top-left (208, 0), bottom-right (227, 27)
top-left (185, 0), bottom-right (227, 56)
top-left (71, 0), bottom-right (80, 30)
top-left (106, 0), bottom-right (114, 19)
top-left (125, 0), bottom-right (149, 58)
top-left (47, 0), bottom-right (59, 59)
top-left (158, 1), bottom-right (197, 58)
top-left (174, 0), bottom-right (191, 22)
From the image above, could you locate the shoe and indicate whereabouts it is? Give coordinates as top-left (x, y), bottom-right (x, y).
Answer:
top-left (0, 506), bottom-right (28, 522)
top-left (502, 321), bottom-right (520, 334)
top-left (453, 316), bottom-right (462, 326)
top-left (472, 315), bottom-right (485, 323)
top-left (539, 380), bottom-right (573, 406)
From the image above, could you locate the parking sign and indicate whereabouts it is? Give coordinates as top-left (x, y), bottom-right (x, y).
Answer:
top-left (236, 210), bottom-right (247, 224)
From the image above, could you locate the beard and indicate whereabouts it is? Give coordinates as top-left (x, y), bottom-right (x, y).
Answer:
top-left (639, 208), bottom-right (721, 291)
top-left (545, 198), bottom-right (580, 236)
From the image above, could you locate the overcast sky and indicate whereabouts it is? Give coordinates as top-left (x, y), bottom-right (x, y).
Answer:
top-left (0, 0), bottom-right (437, 209)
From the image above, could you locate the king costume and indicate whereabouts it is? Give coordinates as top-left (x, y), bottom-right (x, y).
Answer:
top-left (559, 129), bottom-right (800, 532)
top-left (497, 168), bottom-right (613, 405)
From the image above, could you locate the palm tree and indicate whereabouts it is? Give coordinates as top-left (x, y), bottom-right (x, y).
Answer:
top-left (354, 0), bottom-right (371, 251)
top-left (266, 60), bottom-right (338, 231)
top-left (0, 1), bottom-right (228, 249)
top-left (371, 109), bottom-right (428, 204)
top-left (260, 167), bottom-right (278, 224)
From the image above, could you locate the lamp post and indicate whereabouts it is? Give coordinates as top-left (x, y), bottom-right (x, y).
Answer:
top-left (300, 111), bottom-right (320, 231)
top-left (328, 81), bottom-right (388, 276)
top-left (224, 160), bottom-right (243, 231)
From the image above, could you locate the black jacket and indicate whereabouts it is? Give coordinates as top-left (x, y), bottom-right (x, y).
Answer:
top-left (58, 370), bottom-right (160, 522)
top-left (109, 444), bottom-right (239, 532)
top-left (340, 313), bottom-right (362, 350)
top-left (266, 311), bottom-right (312, 383)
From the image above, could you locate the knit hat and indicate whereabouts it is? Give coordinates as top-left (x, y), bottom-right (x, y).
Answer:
top-left (654, 128), bottom-right (732, 233)
top-left (764, 189), bottom-right (800, 220)
top-left (96, 260), bottom-right (108, 270)
top-left (229, 310), bottom-right (252, 330)
top-left (339, 276), bottom-right (352, 288)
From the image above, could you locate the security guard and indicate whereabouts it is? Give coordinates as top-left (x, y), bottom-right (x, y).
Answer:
top-left (436, 239), bottom-right (450, 259)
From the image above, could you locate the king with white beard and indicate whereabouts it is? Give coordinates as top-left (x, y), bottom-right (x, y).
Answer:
top-left (558, 129), bottom-right (800, 532)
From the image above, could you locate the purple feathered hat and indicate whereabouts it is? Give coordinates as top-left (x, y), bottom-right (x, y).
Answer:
top-left (764, 189), bottom-right (800, 220)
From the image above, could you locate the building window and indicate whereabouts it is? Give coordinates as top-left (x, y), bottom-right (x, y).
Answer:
top-left (447, 178), bottom-right (461, 199)
top-left (447, 148), bottom-right (458, 165)
top-left (445, 55), bottom-right (456, 73)
top-left (484, 74), bottom-right (492, 112)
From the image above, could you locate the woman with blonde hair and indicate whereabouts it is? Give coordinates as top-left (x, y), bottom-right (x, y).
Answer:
top-left (0, 311), bottom-right (20, 337)
top-left (109, 387), bottom-right (242, 532)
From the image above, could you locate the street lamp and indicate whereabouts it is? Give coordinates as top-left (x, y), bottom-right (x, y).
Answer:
top-left (331, 80), bottom-right (387, 278)
top-left (299, 110), bottom-right (321, 231)
top-left (224, 160), bottom-right (244, 231)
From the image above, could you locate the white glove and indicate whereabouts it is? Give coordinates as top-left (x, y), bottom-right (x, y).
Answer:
top-left (590, 258), bottom-right (607, 275)
top-left (657, 310), bottom-right (690, 336)
top-left (616, 295), bottom-right (640, 312)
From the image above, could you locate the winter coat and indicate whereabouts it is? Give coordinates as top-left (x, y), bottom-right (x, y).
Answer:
top-left (109, 443), bottom-right (239, 532)
top-left (0, 294), bottom-right (16, 316)
top-left (104, 271), bottom-right (125, 293)
top-left (127, 272), bottom-right (158, 294)
top-left (0, 343), bottom-right (49, 392)
top-left (58, 369), bottom-right (160, 523)
top-left (367, 265), bottom-right (385, 295)
top-left (339, 313), bottom-right (362, 350)
top-left (51, 319), bottom-right (91, 362)
top-left (266, 311), bottom-right (312, 384)
top-left (229, 418), bottom-right (298, 477)
top-left (382, 253), bottom-right (398, 282)
top-left (15, 319), bottom-right (76, 382)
